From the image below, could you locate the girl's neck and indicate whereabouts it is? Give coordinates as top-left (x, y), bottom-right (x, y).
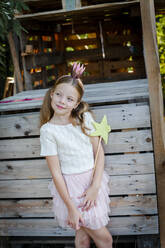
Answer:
top-left (50, 114), bottom-right (73, 125)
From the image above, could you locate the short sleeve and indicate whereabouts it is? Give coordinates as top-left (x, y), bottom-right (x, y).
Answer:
top-left (83, 111), bottom-right (96, 135)
top-left (40, 127), bottom-right (58, 156)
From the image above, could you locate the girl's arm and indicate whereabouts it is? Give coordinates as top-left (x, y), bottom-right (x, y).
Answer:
top-left (90, 135), bottom-right (105, 189)
top-left (79, 136), bottom-right (105, 211)
top-left (46, 155), bottom-right (84, 230)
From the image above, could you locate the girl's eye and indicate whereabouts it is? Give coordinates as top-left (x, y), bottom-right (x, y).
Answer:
top-left (55, 92), bottom-right (60, 96)
top-left (68, 98), bottom-right (73, 101)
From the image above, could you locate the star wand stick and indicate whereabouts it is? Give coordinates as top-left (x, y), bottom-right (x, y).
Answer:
top-left (78, 115), bottom-right (111, 215)
top-left (90, 115), bottom-right (111, 176)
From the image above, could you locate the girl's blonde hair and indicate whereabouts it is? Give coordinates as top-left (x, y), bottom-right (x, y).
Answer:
top-left (39, 74), bottom-right (93, 136)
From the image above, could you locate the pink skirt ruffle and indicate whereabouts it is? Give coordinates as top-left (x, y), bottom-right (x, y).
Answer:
top-left (48, 168), bottom-right (111, 230)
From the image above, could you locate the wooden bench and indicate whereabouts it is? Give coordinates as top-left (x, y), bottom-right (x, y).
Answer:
top-left (0, 79), bottom-right (159, 245)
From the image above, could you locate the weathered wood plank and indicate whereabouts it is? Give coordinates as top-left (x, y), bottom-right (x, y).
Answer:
top-left (1, 78), bottom-right (148, 99)
top-left (104, 129), bottom-right (153, 154)
top-left (0, 195), bottom-right (158, 218)
top-left (0, 216), bottom-right (158, 236)
top-left (110, 174), bottom-right (156, 195)
top-left (0, 130), bottom-right (153, 159)
top-left (0, 79), bottom-right (149, 112)
top-left (105, 153), bottom-right (154, 175)
top-left (0, 174), bottom-right (156, 198)
top-left (0, 112), bottom-right (40, 138)
top-left (107, 216), bottom-right (158, 235)
top-left (0, 103), bottom-right (151, 137)
top-left (0, 153), bottom-right (154, 180)
top-left (0, 89), bottom-right (149, 111)
top-left (0, 94), bottom-right (148, 111)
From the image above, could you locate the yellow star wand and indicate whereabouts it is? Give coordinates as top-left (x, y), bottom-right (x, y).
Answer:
top-left (90, 115), bottom-right (111, 172)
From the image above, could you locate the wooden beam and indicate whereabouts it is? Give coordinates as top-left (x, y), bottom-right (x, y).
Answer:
top-left (140, 0), bottom-right (165, 247)
top-left (7, 32), bottom-right (23, 92)
top-left (16, 1), bottom-right (139, 21)
top-left (20, 32), bottom-right (33, 90)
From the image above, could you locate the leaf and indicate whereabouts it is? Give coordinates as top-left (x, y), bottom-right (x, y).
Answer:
top-left (0, 45), bottom-right (5, 52)
top-left (0, 0), bottom-right (29, 38)
top-left (15, 0), bottom-right (30, 11)
top-left (0, 56), bottom-right (5, 67)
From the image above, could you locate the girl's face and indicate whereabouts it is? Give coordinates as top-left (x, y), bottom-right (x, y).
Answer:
top-left (50, 83), bottom-right (80, 116)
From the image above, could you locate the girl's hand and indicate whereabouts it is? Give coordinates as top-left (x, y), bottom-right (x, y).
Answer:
top-left (67, 205), bottom-right (84, 230)
top-left (78, 185), bottom-right (99, 212)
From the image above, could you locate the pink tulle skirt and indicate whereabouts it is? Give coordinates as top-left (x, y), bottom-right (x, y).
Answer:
top-left (48, 168), bottom-right (111, 230)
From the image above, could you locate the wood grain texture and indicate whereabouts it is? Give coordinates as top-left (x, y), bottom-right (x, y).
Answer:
top-left (0, 174), bottom-right (156, 198)
top-left (0, 216), bottom-right (158, 236)
top-left (0, 153), bottom-right (154, 180)
top-left (0, 79), bottom-right (149, 112)
top-left (0, 129), bottom-right (153, 159)
top-left (1, 78), bottom-right (147, 99)
top-left (0, 195), bottom-right (158, 218)
top-left (140, 0), bottom-right (165, 246)
top-left (0, 103), bottom-right (151, 138)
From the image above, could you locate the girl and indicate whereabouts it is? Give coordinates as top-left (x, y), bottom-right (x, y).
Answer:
top-left (39, 63), bottom-right (113, 248)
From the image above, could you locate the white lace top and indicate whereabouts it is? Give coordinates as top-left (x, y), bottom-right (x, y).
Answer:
top-left (40, 111), bottom-right (96, 174)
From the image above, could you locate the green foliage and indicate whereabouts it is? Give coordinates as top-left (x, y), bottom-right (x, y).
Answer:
top-left (0, 42), bottom-right (6, 76)
top-left (0, 0), bottom-right (29, 97)
top-left (156, 15), bottom-right (165, 100)
top-left (0, 0), bottom-right (29, 39)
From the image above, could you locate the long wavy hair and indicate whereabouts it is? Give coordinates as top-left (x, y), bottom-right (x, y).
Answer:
top-left (39, 74), bottom-right (94, 136)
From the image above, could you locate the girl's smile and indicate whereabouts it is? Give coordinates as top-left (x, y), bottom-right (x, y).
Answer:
top-left (56, 104), bottom-right (65, 110)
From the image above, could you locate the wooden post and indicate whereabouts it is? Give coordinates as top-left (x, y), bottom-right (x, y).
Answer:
top-left (62, 0), bottom-right (81, 10)
top-left (20, 31), bottom-right (33, 90)
top-left (38, 35), bottom-right (47, 88)
top-left (7, 31), bottom-right (24, 92)
top-left (140, 1), bottom-right (165, 247)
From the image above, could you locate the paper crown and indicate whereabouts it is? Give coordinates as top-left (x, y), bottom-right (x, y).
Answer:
top-left (71, 62), bottom-right (86, 79)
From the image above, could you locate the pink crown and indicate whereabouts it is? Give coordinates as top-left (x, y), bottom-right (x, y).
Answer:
top-left (71, 62), bottom-right (86, 79)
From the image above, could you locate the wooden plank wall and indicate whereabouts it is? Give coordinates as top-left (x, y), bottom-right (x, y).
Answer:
top-left (0, 79), bottom-right (159, 237)
top-left (20, 6), bottom-right (145, 90)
